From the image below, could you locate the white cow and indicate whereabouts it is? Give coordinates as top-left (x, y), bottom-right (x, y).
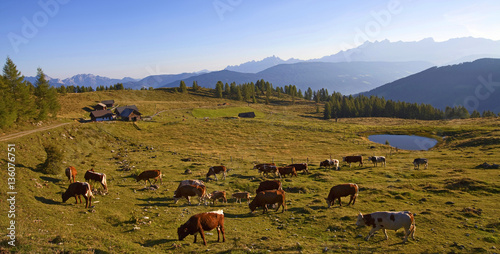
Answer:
top-left (368, 156), bottom-right (386, 167)
top-left (356, 211), bottom-right (416, 243)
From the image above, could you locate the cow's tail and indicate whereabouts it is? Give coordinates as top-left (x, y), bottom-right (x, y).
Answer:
top-left (407, 211), bottom-right (416, 233)
top-left (102, 174), bottom-right (108, 191)
top-left (85, 182), bottom-right (94, 198)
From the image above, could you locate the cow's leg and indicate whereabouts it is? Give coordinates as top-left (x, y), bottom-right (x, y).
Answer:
top-left (348, 195), bottom-right (353, 205)
top-left (352, 194), bottom-right (357, 205)
top-left (223, 172), bottom-right (226, 180)
top-left (338, 197), bottom-right (342, 206)
top-left (365, 227), bottom-right (379, 241)
top-left (75, 195), bottom-right (80, 204)
top-left (263, 205), bottom-right (268, 214)
top-left (382, 229), bottom-right (389, 240)
top-left (220, 223), bottom-right (226, 242)
top-left (84, 196), bottom-right (89, 208)
top-left (186, 196), bottom-right (191, 205)
top-left (275, 203), bottom-right (281, 212)
top-left (411, 224), bottom-right (416, 240)
top-left (199, 228), bottom-right (208, 245)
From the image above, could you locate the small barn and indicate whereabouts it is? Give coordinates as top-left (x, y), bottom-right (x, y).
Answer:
top-left (94, 102), bottom-right (107, 110)
top-left (238, 112), bottom-right (256, 118)
top-left (90, 110), bottom-right (115, 121)
top-left (114, 105), bottom-right (139, 116)
top-left (120, 108), bottom-right (142, 121)
top-left (101, 100), bottom-right (115, 108)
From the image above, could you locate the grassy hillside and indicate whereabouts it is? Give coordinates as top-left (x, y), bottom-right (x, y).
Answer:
top-left (1, 90), bottom-right (499, 253)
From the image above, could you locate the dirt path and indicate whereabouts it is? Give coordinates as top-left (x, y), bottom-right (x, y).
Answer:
top-left (0, 122), bottom-right (73, 142)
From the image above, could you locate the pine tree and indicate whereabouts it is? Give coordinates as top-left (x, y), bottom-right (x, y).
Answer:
top-left (0, 75), bottom-right (17, 128)
top-left (215, 81), bottom-right (224, 98)
top-left (3, 57), bottom-right (35, 122)
top-left (34, 68), bottom-right (51, 120)
top-left (192, 81), bottom-right (199, 91)
top-left (179, 80), bottom-right (187, 93)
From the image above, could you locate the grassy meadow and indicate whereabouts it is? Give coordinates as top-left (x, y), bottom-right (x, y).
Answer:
top-left (1, 89), bottom-right (499, 253)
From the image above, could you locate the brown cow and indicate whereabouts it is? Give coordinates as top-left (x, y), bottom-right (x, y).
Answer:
top-left (249, 189), bottom-right (286, 214)
top-left (288, 163), bottom-right (309, 174)
top-left (206, 166), bottom-right (227, 181)
top-left (232, 192), bottom-right (251, 204)
top-left (177, 210), bottom-right (225, 245)
top-left (325, 183), bottom-right (358, 208)
top-left (65, 166), bottom-right (77, 183)
top-left (175, 179), bottom-right (205, 195)
top-left (84, 169), bottom-right (108, 192)
top-left (256, 180), bottom-right (282, 194)
top-left (136, 170), bottom-right (162, 186)
top-left (253, 163), bottom-right (278, 177)
top-left (174, 184), bottom-right (207, 205)
top-left (62, 182), bottom-right (93, 208)
top-left (342, 156), bottom-right (363, 167)
top-left (208, 191), bottom-right (227, 205)
top-left (278, 166), bottom-right (297, 178)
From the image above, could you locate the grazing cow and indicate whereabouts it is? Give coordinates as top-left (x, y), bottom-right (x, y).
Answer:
top-left (356, 211), bottom-right (416, 243)
top-left (174, 184), bottom-right (207, 205)
top-left (232, 192), bottom-right (251, 204)
top-left (249, 189), bottom-right (286, 214)
top-left (177, 210), bottom-right (225, 246)
top-left (325, 183), bottom-right (358, 208)
top-left (65, 166), bottom-right (77, 183)
top-left (256, 180), bottom-right (282, 194)
top-left (253, 163), bottom-right (278, 177)
top-left (84, 169), bottom-right (108, 192)
top-left (342, 156), bottom-right (363, 167)
top-left (320, 159), bottom-right (339, 170)
top-left (206, 166), bottom-right (227, 181)
top-left (175, 179), bottom-right (205, 194)
top-left (278, 166), bottom-right (297, 178)
top-left (62, 182), bottom-right (93, 208)
top-left (136, 170), bottom-right (162, 186)
top-left (208, 191), bottom-right (227, 205)
top-left (413, 158), bottom-right (428, 169)
top-left (288, 163), bottom-right (309, 174)
top-left (368, 156), bottom-right (386, 167)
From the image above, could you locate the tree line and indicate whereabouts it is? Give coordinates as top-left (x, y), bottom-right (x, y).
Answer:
top-left (0, 57), bottom-right (60, 128)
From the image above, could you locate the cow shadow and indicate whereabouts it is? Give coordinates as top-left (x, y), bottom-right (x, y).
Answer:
top-left (35, 196), bottom-right (60, 205)
top-left (40, 176), bottom-right (63, 184)
top-left (223, 212), bottom-right (253, 219)
top-left (136, 197), bottom-right (171, 207)
top-left (230, 173), bottom-right (256, 181)
top-left (140, 238), bottom-right (175, 247)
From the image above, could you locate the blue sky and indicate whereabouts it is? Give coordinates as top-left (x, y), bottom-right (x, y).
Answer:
top-left (1, 0), bottom-right (499, 79)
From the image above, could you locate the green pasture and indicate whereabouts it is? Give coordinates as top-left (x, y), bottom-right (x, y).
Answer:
top-left (0, 90), bottom-right (499, 253)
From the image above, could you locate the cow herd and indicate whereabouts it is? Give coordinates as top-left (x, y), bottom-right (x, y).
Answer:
top-left (60, 156), bottom-right (428, 245)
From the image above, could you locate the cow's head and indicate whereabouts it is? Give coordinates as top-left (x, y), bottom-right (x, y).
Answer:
top-left (62, 192), bottom-right (70, 203)
top-left (248, 201), bottom-right (257, 213)
top-left (355, 212), bottom-right (366, 227)
top-left (177, 224), bottom-right (190, 241)
top-left (324, 198), bottom-right (333, 208)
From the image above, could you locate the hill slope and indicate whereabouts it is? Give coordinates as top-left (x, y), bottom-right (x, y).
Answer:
top-left (363, 58), bottom-right (500, 113)
top-left (163, 61), bottom-right (432, 95)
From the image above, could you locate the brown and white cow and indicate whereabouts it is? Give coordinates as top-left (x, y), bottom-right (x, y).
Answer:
top-left (62, 181), bottom-right (93, 208)
top-left (343, 156), bottom-right (363, 167)
top-left (320, 159), bottom-right (339, 170)
top-left (136, 170), bottom-right (162, 186)
top-left (256, 180), bottom-right (282, 194)
top-left (325, 183), bottom-right (358, 208)
top-left (84, 169), bottom-right (108, 192)
top-left (174, 184), bottom-right (207, 205)
top-left (175, 179), bottom-right (205, 195)
top-left (232, 192), bottom-right (251, 204)
top-left (368, 156), bottom-right (386, 167)
top-left (206, 166), bottom-right (227, 181)
top-left (249, 189), bottom-right (286, 214)
top-left (65, 166), bottom-right (77, 183)
top-left (413, 158), bottom-right (428, 169)
top-left (356, 211), bottom-right (416, 243)
top-left (177, 210), bottom-right (225, 245)
top-left (288, 163), bottom-right (309, 174)
top-left (253, 163), bottom-right (278, 177)
top-left (278, 166), bottom-right (297, 178)
top-left (208, 191), bottom-right (227, 205)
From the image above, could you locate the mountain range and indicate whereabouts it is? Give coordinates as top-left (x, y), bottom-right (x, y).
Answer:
top-left (362, 58), bottom-right (500, 113)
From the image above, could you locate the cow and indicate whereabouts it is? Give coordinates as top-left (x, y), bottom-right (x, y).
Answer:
top-left (208, 191), bottom-right (227, 205)
top-left (206, 166), bottom-right (227, 181)
top-left (325, 183), bottom-right (358, 208)
top-left (249, 189), bottom-right (286, 214)
top-left (174, 184), bottom-right (207, 205)
top-left (65, 166), bottom-right (77, 183)
top-left (413, 158), bottom-right (428, 169)
top-left (232, 192), bottom-right (251, 204)
top-left (256, 180), bottom-right (282, 194)
top-left (278, 166), bottom-right (297, 178)
top-left (368, 156), bottom-right (386, 167)
top-left (135, 170), bottom-right (162, 186)
top-left (343, 156), bottom-right (363, 167)
top-left (356, 211), bottom-right (416, 243)
top-left (288, 163), bottom-right (309, 174)
top-left (84, 169), bottom-right (108, 192)
top-left (253, 163), bottom-right (278, 177)
top-left (175, 179), bottom-right (205, 194)
top-left (177, 210), bottom-right (225, 246)
top-left (62, 182), bottom-right (93, 208)
top-left (320, 159), bottom-right (339, 170)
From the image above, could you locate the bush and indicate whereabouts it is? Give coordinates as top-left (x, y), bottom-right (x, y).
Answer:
top-left (39, 144), bottom-right (64, 175)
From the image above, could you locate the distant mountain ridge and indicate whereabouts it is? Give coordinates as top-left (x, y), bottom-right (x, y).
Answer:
top-left (163, 61), bottom-right (433, 95)
top-left (362, 58), bottom-right (500, 113)
top-left (25, 74), bottom-right (139, 89)
top-left (224, 55), bottom-right (302, 73)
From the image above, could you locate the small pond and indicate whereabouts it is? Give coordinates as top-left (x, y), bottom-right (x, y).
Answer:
top-left (368, 134), bottom-right (438, 151)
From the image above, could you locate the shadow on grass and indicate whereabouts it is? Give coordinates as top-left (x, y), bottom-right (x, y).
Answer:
top-left (223, 212), bottom-right (253, 219)
top-left (40, 176), bottom-right (62, 184)
top-left (140, 238), bottom-right (176, 247)
top-left (35, 196), bottom-right (60, 205)
top-left (230, 173), bottom-right (258, 181)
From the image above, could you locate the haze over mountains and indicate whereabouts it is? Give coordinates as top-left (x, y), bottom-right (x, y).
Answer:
top-left (26, 37), bottom-right (500, 111)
